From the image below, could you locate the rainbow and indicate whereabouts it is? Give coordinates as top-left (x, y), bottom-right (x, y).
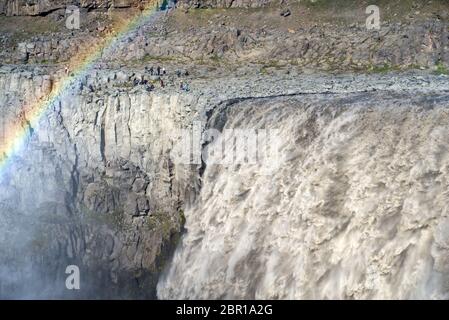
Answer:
top-left (0, 1), bottom-right (161, 176)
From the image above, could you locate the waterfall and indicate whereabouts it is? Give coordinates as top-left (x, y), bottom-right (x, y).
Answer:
top-left (158, 92), bottom-right (449, 299)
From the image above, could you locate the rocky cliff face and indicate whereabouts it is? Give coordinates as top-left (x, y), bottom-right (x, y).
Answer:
top-left (0, 0), bottom-right (273, 15)
top-left (3, 10), bottom-right (447, 73)
top-left (0, 66), bottom-right (197, 298)
top-left (0, 0), bottom-right (148, 16)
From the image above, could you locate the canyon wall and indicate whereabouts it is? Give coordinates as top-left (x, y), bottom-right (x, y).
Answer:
top-left (0, 66), bottom-right (200, 298)
top-left (3, 16), bottom-right (447, 73)
top-left (0, 0), bottom-right (149, 16)
top-left (0, 0), bottom-right (273, 15)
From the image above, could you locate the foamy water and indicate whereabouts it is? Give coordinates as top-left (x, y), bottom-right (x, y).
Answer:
top-left (158, 92), bottom-right (449, 299)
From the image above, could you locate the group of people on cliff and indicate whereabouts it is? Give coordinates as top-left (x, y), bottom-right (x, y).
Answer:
top-left (146, 66), bottom-right (166, 77)
top-left (143, 65), bottom-right (190, 92)
top-left (64, 63), bottom-right (190, 93)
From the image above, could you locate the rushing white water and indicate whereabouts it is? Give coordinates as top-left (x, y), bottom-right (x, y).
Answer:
top-left (158, 92), bottom-right (449, 299)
